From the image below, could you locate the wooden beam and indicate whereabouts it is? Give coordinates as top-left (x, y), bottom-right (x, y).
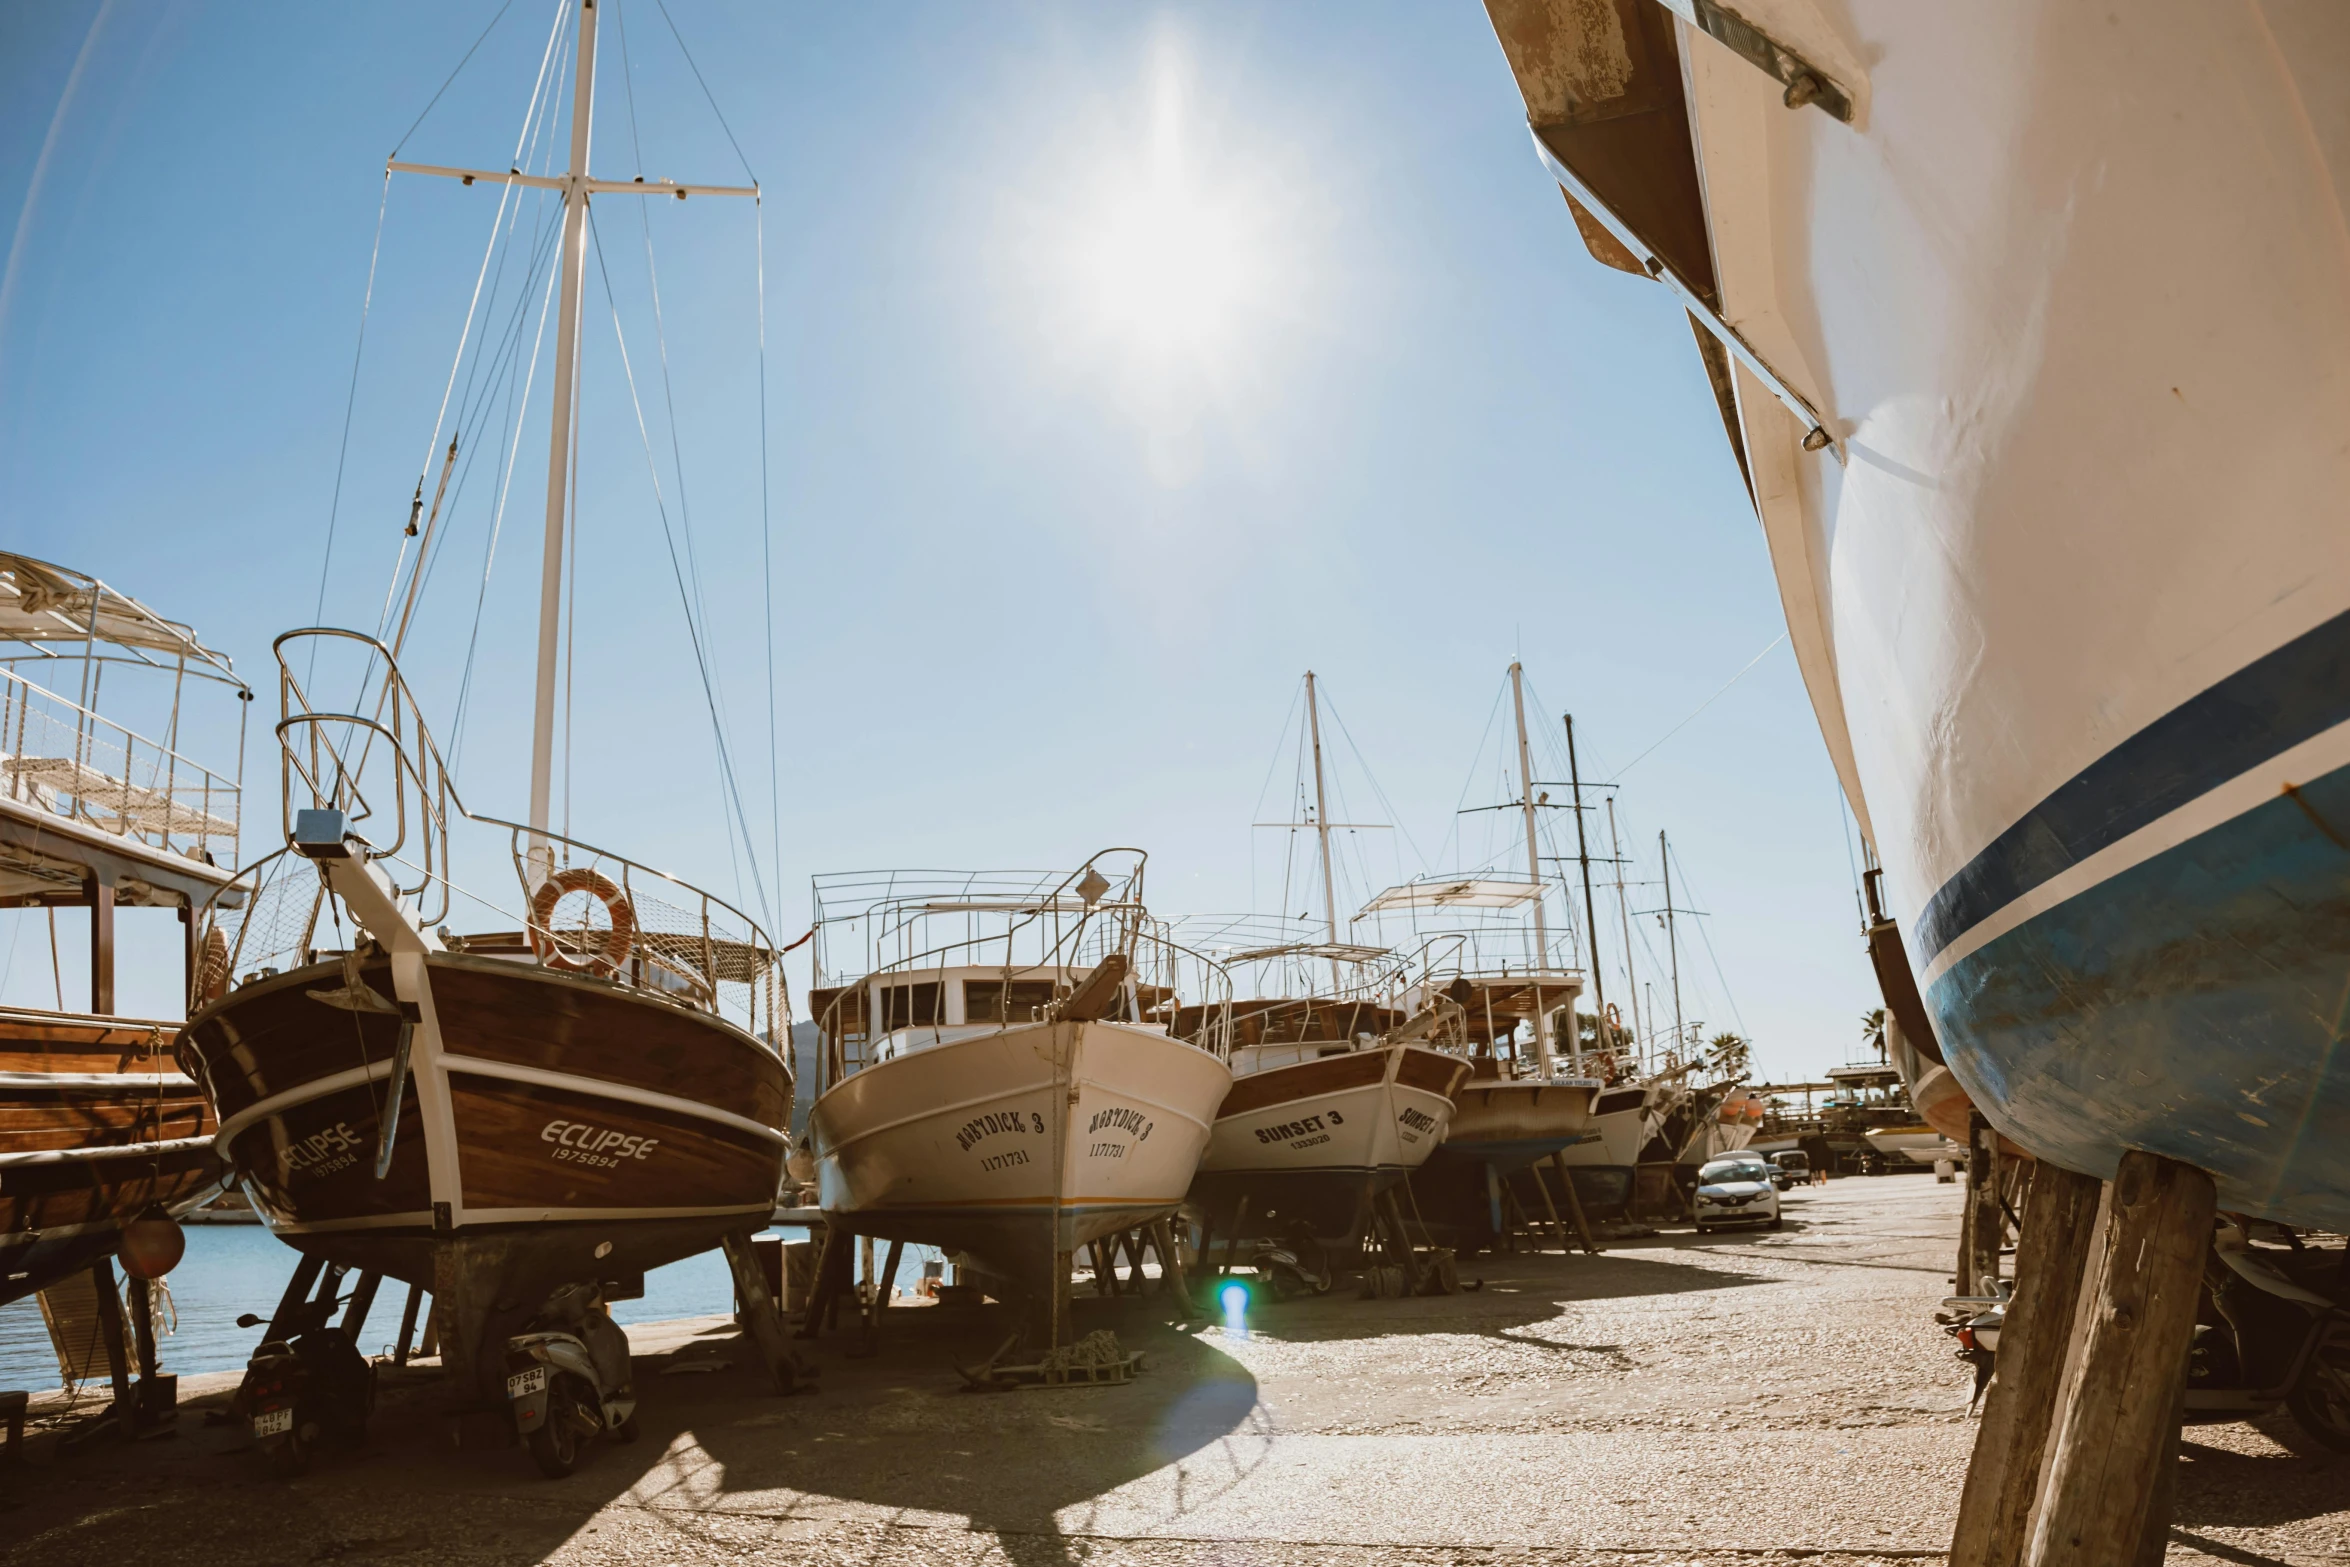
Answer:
top-left (88, 873), bottom-right (114, 1015)
top-left (1949, 1159), bottom-right (2103, 1567)
top-left (2024, 1151), bottom-right (2214, 1567)
top-left (1968, 1112), bottom-right (2004, 1292)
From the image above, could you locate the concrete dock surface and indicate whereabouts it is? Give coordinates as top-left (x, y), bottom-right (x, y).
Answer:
top-left (5, 1178), bottom-right (2346, 1565)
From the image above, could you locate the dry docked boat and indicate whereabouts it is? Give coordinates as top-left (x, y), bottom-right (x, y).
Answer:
top-left (1482, 2), bottom-right (2350, 1226)
top-left (0, 555), bottom-right (242, 1308)
top-left (1169, 928), bottom-right (1468, 1253)
top-left (179, 0), bottom-right (793, 1399)
top-left (182, 637), bottom-right (790, 1396)
top-left (805, 856), bottom-right (1232, 1302)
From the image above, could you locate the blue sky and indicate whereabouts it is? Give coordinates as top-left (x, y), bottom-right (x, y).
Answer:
top-left (0, 2), bottom-right (1879, 1080)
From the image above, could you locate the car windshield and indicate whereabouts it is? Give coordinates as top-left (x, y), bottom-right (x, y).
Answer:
top-left (1701, 1162), bottom-right (1768, 1184)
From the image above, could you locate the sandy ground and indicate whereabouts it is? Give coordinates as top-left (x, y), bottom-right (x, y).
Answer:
top-left (3, 1177), bottom-right (2346, 1565)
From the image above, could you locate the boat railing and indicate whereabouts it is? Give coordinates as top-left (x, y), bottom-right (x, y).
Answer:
top-left (204, 629), bottom-right (787, 1042)
top-left (0, 663), bottom-right (240, 866)
top-left (811, 850), bottom-right (1234, 1087)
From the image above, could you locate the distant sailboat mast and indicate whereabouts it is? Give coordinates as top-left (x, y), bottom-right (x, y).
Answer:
top-left (1304, 671), bottom-right (1341, 994)
top-left (1507, 661), bottom-right (1559, 1077)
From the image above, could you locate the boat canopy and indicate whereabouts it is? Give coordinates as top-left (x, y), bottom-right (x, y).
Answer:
top-left (1355, 877), bottom-right (1546, 917)
top-left (0, 554), bottom-right (239, 681)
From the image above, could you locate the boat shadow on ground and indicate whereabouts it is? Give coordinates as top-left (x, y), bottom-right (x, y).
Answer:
top-left (571, 1295), bottom-right (1267, 1567)
top-left (2169, 1414), bottom-right (2350, 1544)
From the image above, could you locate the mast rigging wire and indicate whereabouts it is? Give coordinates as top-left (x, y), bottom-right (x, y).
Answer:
top-left (388, 0), bottom-right (522, 159)
top-left (586, 209), bottom-right (773, 927)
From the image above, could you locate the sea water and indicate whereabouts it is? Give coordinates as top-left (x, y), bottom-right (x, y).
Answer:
top-left (0, 1224), bottom-right (813, 1392)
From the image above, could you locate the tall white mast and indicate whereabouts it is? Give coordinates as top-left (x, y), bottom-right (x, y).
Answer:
top-left (1509, 661), bottom-right (1558, 1078)
top-left (1304, 671), bottom-right (1341, 993)
top-left (380, 0), bottom-right (757, 876)
top-left (526, 0), bottom-right (600, 873)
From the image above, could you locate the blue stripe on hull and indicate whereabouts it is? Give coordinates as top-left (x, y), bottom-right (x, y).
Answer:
top-left (1929, 760), bottom-right (2350, 1229)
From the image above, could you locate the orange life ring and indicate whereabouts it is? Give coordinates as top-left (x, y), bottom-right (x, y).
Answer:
top-left (528, 867), bottom-right (636, 978)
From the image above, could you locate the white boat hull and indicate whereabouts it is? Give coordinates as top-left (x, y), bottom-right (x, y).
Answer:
top-left (809, 1019), bottom-right (1230, 1288)
top-left (1493, 0), bottom-right (2350, 1228)
top-left (1187, 1043), bottom-right (1464, 1241)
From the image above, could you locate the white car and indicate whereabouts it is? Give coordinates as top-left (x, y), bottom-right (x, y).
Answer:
top-left (1693, 1155), bottom-right (1783, 1232)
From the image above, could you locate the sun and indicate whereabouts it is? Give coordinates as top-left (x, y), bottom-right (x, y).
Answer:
top-left (1069, 46), bottom-right (1269, 373)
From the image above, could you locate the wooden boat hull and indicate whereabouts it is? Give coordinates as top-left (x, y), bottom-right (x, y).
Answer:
top-left (0, 1012), bottom-right (222, 1306)
top-left (1186, 1043), bottom-right (1466, 1243)
top-left (179, 952), bottom-right (787, 1381)
top-left (810, 1019), bottom-right (1229, 1291)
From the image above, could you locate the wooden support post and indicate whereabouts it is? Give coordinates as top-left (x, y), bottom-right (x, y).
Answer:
top-left (1500, 1175), bottom-right (1538, 1253)
top-left (798, 1222), bottom-right (854, 1337)
top-left (265, 1254), bottom-right (326, 1339)
top-left (1048, 1248), bottom-right (1074, 1349)
top-left (1524, 1168), bottom-right (1571, 1251)
top-left (723, 1229), bottom-right (807, 1392)
top-left (1553, 1152), bottom-right (1602, 1254)
top-left (871, 1239), bottom-right (904, 1328)
top-left (90, 1257), bottom-right (133, 1418)
top-left (1123, 1228), bottom-right (1147, 1292)
top-left (393, 1283), bottom-right (425, 1367)
top-left (1968, 1113), bottom-right (2004, 1292)
top-left (1149, 1217), bottom-right (1203, 1319)
top-left (340, 1270), bottom-right (384, 1347)
top-left (1949, 1159), bottom-right (2103, 1567)
top-left (2024, 1151), bottom-right (2215, 1567)
top-left (126, 1273), bottom-right (160, 1423)
top-left (88, 874), bottom-right (116, 1015)
top-left (1217, 1197), bottom-right (1251, 1279)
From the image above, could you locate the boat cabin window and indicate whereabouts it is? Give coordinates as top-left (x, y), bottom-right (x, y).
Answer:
top-left (964, 979), bottom-right (1057, 1024)
top-left (879, 982), bottom-right (942, 1029)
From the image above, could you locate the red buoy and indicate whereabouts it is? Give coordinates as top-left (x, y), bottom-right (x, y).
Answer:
top-left (118, 1207), bottom-right (186, 1280)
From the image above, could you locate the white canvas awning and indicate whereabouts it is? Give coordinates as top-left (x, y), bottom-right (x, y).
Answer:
top-left (1354, 877), bottom-right (1546, 919)
top-left (0, 554), bottom-right (237, 679)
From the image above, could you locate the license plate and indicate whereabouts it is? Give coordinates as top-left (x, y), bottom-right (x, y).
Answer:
top-left (506, 1365), bottom-right (547, 1399)
top-left (253, 1407), bottom-right (294, 1438)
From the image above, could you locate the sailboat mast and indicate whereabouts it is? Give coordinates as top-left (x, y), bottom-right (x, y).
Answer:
top-left (527, 0), bottom-right (600, 870)
top-left (1607, 797), bottom-right (1642, 1067)
top-left (1562, 714), bottom-right (1607, 1064)
top-left (1304, 671), bottom-right (1341, 993)
top-left (1661, 829), bottom-right (1684, 1059)
top-left (1508, 662), bottom-right (1558, 1075)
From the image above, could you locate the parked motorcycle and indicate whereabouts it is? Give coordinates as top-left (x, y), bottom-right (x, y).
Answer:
top-left (504, 1282), bottom-right (639, 1478)
top-left (1934, 1222), bottom-right (2350, 1448)
top-left (233, 1294), bottom-right (376, 1476)
top-left (1246, 1230), bottom-right (1333, 1303)
top-left (2188, 1222), bottom-right (2350, 1448)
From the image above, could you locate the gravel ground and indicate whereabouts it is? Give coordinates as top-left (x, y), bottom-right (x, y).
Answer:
top-left (4, 1176), bottom-right (2346, 1564)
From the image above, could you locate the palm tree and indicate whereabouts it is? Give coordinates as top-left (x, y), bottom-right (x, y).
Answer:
top-left (1860, 1007), bottom-right (1887, 1060)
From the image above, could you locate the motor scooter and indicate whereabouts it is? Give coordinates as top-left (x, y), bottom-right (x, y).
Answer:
top-left (1934, 1222), bottom-right (2350, 1449)
top-left (2187, 1222), bottom-right (2350, 1448)
top-left (234, 1291), bottom-right (376, 1476)
top-left (504, 1281), bottom-right (639, 1478)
